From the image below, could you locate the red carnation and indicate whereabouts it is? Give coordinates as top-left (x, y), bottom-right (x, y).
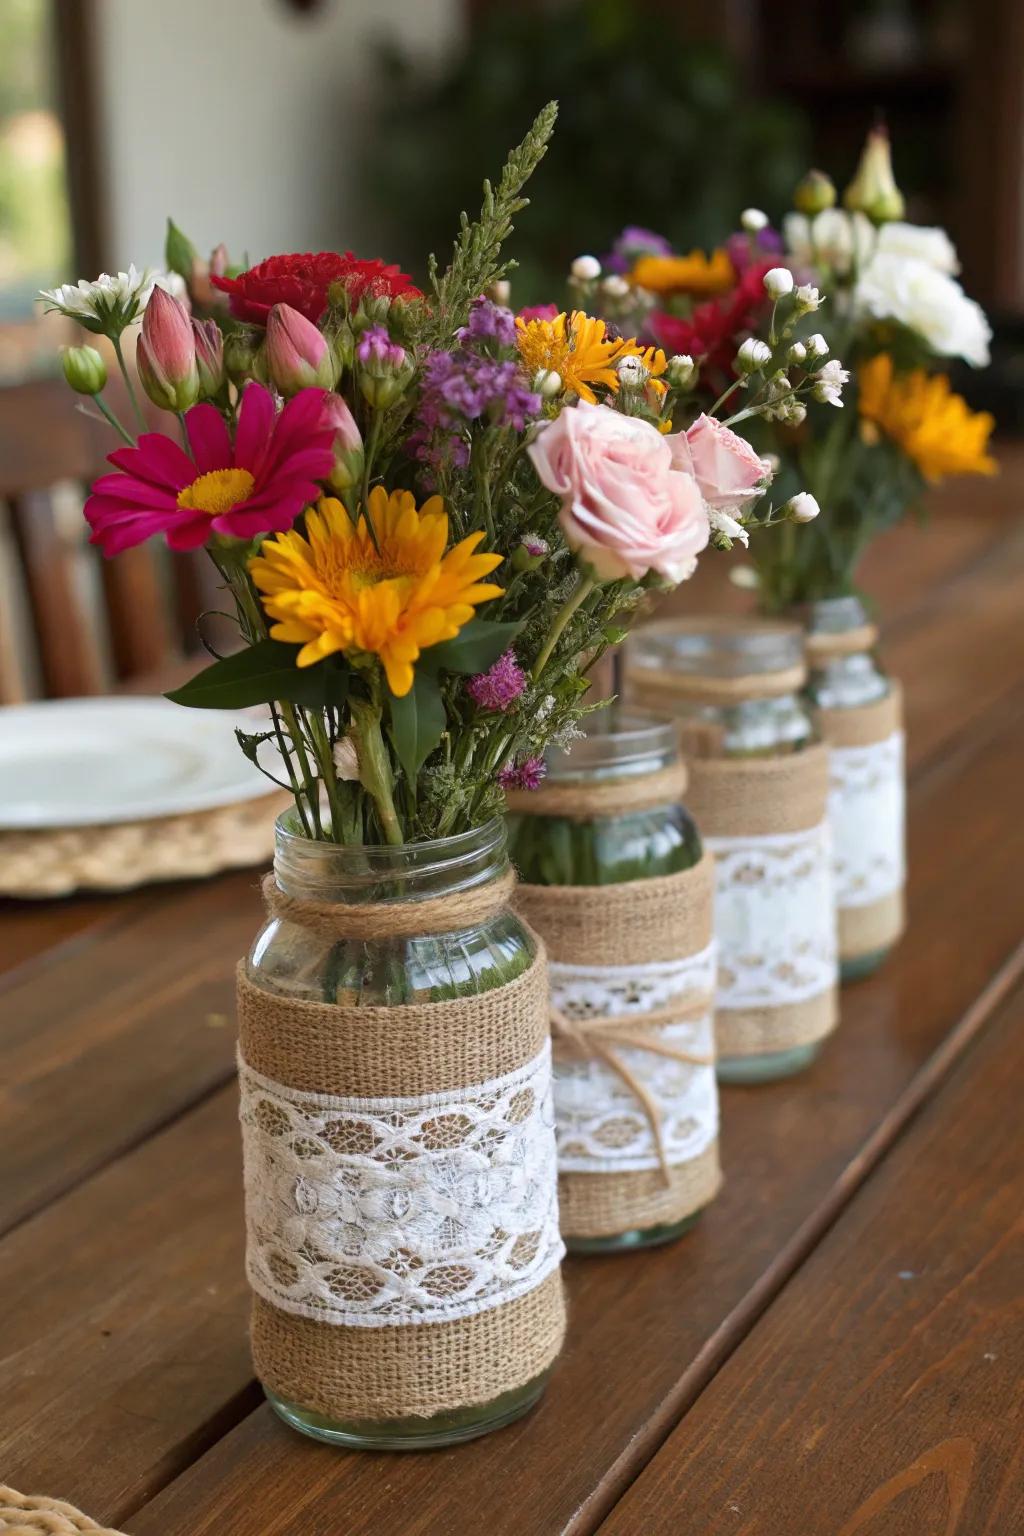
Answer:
top-left (212, 251), bottom-right (422, 326)
top-left (653, 258), bottom-right (775, 393)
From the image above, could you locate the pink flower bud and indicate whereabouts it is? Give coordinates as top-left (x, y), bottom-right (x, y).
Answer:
top-left (137, 285), bottom-right (199, 411)
top-left (266, 302), bottom-right (337, 396)
top-left (321, 391), bottom-right (364, 492)
top-left (192, 318), bottom-right (225, 398)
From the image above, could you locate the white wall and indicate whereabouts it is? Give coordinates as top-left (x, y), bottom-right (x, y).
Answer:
top-left (93, 0), bottom-right (462, 271)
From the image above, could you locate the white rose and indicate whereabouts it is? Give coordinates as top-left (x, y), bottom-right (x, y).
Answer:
top-left (784, 209), bottom-right (875, 277)
top-left (854, 252), bottom-right (992, 365)
top-left (874, 221), bottom-right (959, 274)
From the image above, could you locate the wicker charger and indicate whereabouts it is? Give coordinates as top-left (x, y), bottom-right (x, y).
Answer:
top-left (0, 1486), bottom-right (126, 1536)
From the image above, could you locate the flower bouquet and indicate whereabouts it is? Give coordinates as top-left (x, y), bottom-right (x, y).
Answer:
top-left (589, 126), bottom-right (996, 979)
top-left (40, 101), bottom-right (838, 1447)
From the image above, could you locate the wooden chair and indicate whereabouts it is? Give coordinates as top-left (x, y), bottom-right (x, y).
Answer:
top-left (0, 376), bottom-right (217, 702)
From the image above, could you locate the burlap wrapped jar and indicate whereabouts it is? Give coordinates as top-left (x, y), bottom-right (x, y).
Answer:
top-left (802, 597), bottom-right (905, 980)
top-left (236, 814), bottom-right (565, 1450)
top-left (624, 619), bottom-right (839, 1084)
top-left (508, 711), bottom-right (721, 1251)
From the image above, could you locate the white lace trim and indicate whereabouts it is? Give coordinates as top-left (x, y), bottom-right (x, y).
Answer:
top-left (708, 822), bottom-right (838, 1009)
top-left (829, 731), bottom-right (905, 908)
top-left (549, 946), bottom-right (719, 1173)
top-left (239, 1045), bottom-right (564, 1328)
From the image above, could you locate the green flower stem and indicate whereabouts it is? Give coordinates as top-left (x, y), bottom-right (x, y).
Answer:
top-left (305, 711), bottom-right (346, 843)
top-left (350, 697), bottom-right (404, 846)
top-left (112, 334), bottom-right (148, 434)
top-left (93, 392), bottom-right (135, 446)
top-left (532, 573), bottom-right (596, 681)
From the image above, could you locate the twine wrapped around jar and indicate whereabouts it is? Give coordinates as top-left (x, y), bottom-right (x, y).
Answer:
top-left (512, 766), bottom-right (721, 1241)
top-left (813, 679), bottom-right (906, 964)
top-left (236, 872), bottom-right (565, 1424)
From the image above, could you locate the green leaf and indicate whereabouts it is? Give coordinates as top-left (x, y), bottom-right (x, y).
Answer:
top-left (422, 619), bottom-right (522, 676)
top-left (165, 217), bottom-right (197, 280)
top-left (389, 671), bottom-right (447, 782)
top-left (166, 640), bottom-right (346, 710)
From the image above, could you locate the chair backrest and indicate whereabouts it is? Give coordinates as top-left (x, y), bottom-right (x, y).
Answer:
top-left (0, 377), bottom-right (216, 701)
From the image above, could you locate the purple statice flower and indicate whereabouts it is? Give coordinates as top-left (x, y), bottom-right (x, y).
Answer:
top-left (357, 325), bottom-right (406, 368)
top-left (726, 227), bottom-right (784, 272)
top-left (498, 755), bottom-right (547, 792)
top-left (521, 534), bottom-right (549, 558)
top-left (410, 346), bottom-right (541, 473)
top-left (458, 296), bottom-right (517, 348)
top-left (603, 226), bottom-right (673, 275)
top-left (465, 650), bottom-right (527, 713)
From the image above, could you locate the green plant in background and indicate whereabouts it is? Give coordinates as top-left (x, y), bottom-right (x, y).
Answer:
top-left (363, 0), bottom-right (808, 306)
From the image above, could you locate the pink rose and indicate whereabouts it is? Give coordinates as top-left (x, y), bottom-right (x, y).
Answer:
top-left (668, 412), bottom-right (770, 516)
top-left (528, 400), bottom-right (709, 584)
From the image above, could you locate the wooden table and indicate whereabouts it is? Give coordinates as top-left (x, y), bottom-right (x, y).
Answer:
top-left (3, 456), bottom-right (1023, 1535)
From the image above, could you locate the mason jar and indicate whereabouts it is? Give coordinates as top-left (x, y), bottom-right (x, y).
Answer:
top-left (802, 595), bottom-right (905, 981)
top-left (508, 709), bottom-right (721, 1252)
top-left (624, 618), bottom-right (839, 1083)
top-left (237, 813), bottom-right (565, 1449)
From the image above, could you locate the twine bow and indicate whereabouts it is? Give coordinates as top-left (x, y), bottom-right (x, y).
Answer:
top-left (550, 992), bottom-right (715, 1186)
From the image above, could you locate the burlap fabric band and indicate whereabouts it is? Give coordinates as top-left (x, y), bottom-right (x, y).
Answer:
top-left (238, 873), bottom-right (565, 1423)
top-left (815, 682), bottom-right (906, 961)
top-left (262, 866), bottom-right (517, 940)
top-left (685, 744), bottom-right (838, 1059)
top-left (515, 854), bottom-right (722, 1238)
top-left (804, 622), bottom-right (879, 661)
top-left (0, 1488), bottom-right (125, 1536)
top-left (505, 761), bottom-right (688, 821)
top-left (625, 662), bottom-right (807, 708)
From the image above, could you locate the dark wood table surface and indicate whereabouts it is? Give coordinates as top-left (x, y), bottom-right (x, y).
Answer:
top-left (2, 453), bottom-right (1023, 1536)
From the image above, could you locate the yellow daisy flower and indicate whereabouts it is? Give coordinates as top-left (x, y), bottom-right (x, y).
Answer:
top-left (629, 248), bottom-right (735, 297)
top-left (249, 489), bottom-right (504, 697)
top-left (857, 353), bottom-right (997, 482)
top-left (515, 310), bottom-right (652, 404)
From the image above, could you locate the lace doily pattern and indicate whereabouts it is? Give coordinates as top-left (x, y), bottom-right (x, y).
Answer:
top-left (708, 821), bottom-right (837, 1009)
top-left (239, 1045), bottom-right (564, 1328)
top-left (829, 732), bottom-right (905, 908)
top-left (549, 946), bottom-right (718, 1174)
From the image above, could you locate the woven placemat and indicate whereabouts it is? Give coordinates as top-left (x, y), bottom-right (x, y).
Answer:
top-left (0, 1486), bottom-right (127, 1536)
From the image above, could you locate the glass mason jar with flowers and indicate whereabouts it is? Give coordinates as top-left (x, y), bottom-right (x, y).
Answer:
top-left (586, 126), bottom-right (995, 980)
top-left (40, 102), bottom-right (839, 1446)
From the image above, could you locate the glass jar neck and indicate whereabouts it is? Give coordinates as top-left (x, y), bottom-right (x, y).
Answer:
top-left (799, 595), bottom-right (888, 708)
top-left (545, 706), bottom-right (679, 784)
top-left (272, 815), bottom-right (509, 904)
top-left (678, 692), bottom-right (815, 758)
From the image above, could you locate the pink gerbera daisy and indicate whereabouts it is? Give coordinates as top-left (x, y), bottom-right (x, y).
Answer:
top-left (85, 383), bottom-right (335, 554)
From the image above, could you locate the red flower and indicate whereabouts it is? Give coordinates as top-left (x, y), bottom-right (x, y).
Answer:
top-left (653, 259), bottom-right (775, 392)
top-left (212, 252), bottom-right (422, 326)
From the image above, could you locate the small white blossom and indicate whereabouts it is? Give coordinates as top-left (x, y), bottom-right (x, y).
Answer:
top-left (333, 736), bottom-right (360, 781)
top-left (787, 492), bottom-right (820, 523)
top-left (39, 264), bottom-right (159, 334)
top-left (806, 333), bottom-right (829, 357)
top-left (666, 353), bottom-right (696, 387)
top-left (793, 283), bottom-right (821, 313)
top-left (736, 337), bottom-right (772, 374)
top-left (571, 254), bottom-right (602, 281)
top-left (729, 564), bottom-right (760, 590)
top-left (709, 506), bottom-right (750, 547)
top-left (616, 355), bottom-right (648, 387)
top-left (763, 267), bottom-right (794, 299)
top-left (741, 207), bottom-right (769, 233)
top-left (788, 341), bottom-right (807, 364)
top-left (601, 274), bottom-right (630, 298)
top-left (783, 209), bottom-right (876, 278)
top-left (783, 400), bottom-right (808, 425)
top-left (533, 369), bottom-right (563, 398)
top-left (812, 358), bottom-right (850, 407)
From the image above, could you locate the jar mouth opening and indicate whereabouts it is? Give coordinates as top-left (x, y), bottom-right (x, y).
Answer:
top-left (627, 615), bottom-right (805, 682)
top-left (273, 813), bottom-right (508, 896)
top-left (797, 594), bottom-right (871, 634)
top-left (545, 705), bottom-right (678, 780)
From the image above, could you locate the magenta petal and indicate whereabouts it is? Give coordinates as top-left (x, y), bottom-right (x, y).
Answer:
top-left (108, 432), bottom-right (195, 489)
top-left (164, 516), bottom-right (213, 550)
top-left (234, 383), bottom-right (276, 473)
top-left (260, 447), bottom-right (334, 487)
top-left (185, 403), bottom-right (232, 474)
top-left (89, 474), bottom-right (180, 511)
top-left (265, 389), bottom-right (328, 470)
top-left (214, 506), bottom-right (295, 538)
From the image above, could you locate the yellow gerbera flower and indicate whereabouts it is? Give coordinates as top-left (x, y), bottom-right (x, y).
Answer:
top-left (248, 489), bottom-right (504, 697)
top-left (629, 248), bottom-right (735, 297)
top-left (857, 353), bottom-right (997, 482)
top-left (515, 310), bottom-right (652, 404)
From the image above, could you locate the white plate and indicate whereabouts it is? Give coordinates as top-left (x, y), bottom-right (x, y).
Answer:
top-left (0, 697), bottom-right (282, 829)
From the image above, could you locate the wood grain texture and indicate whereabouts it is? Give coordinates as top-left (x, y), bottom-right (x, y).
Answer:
top-left (8, 687), bottom-right (1018, 1534)
top-left (597, 983), bottom-right (1024, 1536)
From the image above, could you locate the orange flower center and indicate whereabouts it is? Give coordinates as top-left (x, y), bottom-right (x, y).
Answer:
top-left (176, 467), bottom-right (255, 517)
